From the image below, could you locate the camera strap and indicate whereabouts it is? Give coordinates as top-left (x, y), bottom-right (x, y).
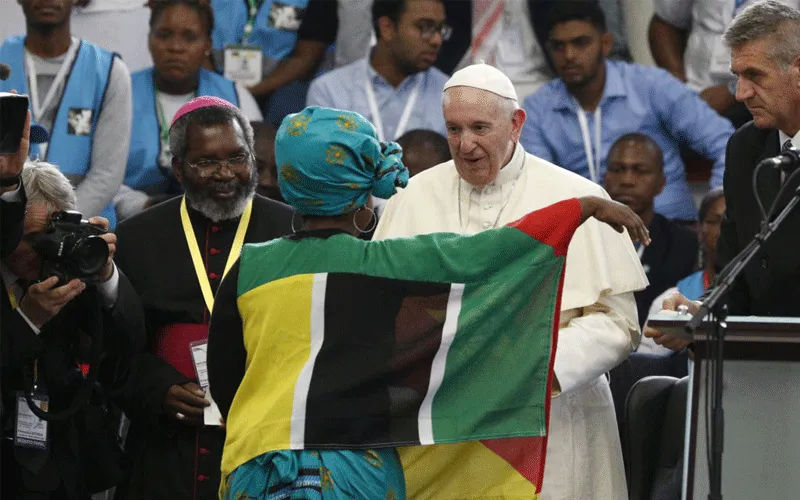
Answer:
top-left (179, 196), bottom-right (253, 313)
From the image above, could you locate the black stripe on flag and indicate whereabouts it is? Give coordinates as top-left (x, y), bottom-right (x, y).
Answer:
top-left (304, 273), bottom-right (453, 447)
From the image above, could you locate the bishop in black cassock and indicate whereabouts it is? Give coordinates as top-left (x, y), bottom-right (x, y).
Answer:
top-left (113, 97), bottom-right (293, 499)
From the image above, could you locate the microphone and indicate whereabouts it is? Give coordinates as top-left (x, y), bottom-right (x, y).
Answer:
top-left (0, 63), bottom-right (10, 81)
top-left (760, 146), bottom-right (800, 171)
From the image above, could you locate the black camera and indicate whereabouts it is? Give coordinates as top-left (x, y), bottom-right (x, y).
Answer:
top-left (33, 211), bottom-right (109, 285)
top-left (0, 92), bottom-right (28, 155)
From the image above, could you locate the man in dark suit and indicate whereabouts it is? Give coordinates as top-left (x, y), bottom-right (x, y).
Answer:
top-left (113, 97), bottom-right (292, 500)
top-left (604, 133), bottom-right (698, 327)
top-left (1, 161), bottom-right (145, 499)
top-left (646, 0), bottom-right (800, 349)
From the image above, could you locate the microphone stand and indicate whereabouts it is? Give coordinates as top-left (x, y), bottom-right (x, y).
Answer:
top-left (685, 181), bottom-right (800, 500)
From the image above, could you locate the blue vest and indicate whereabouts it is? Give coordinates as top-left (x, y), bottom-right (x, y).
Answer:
top-left (676, 271), bottom-right (706, 301)
top-left (126, 68), bottom-right (240, 191)
top-left (212, 0), bottom-right (309, 64)
top-left (0, 35), bottom-right (118, 228)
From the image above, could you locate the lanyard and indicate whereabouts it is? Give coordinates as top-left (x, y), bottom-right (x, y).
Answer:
top-left (574, 99), bottom-right (602, 183)
top-left (364, 74), bottom-right (421, 142)
top-left (154, 89), bottom-right (171, 147)
top-left (636, 242), bottom-right (645, 261)
top-left (180, 196), bottom-right (253, 313)
top-left (242, 0), bottom-right (262, 44)
top-left (25, 39), bottom-right (80, 122)
top-left (153, 80), bottom-right (197, 150)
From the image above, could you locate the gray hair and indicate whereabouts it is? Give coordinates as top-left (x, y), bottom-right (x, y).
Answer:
top-left (724, 0), bottom-right (800, 70)
top-left (168, 105), bottom-right (255, 161)
top-left (442, 87), bottom-right (520, 119)
top-left (21, 160), bottom-right (77, 212)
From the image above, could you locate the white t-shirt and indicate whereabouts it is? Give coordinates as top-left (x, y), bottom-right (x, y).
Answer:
top-left (156, 84), bottom-right (263, 125)
top-left (493, 1), bottom-right (551, 101)
top-left (73, 0), bottom-right (143, 12)
top-left (655, 0), bottom-right (800, 91)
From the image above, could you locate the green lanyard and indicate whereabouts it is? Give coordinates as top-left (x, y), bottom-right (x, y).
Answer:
top-left (155, 87), bottom-right (170, 147)
top-left (153, 78), bottom-right (197, 157)
top-left (243, 0), bottom-right (263, 43)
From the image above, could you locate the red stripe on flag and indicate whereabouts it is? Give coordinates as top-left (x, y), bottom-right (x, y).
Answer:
top-left (482, 217), bottom-right (569, 493)
top-left (507, 198), bottom-right (581, 257)
top-left (480, 436), bottom-right (548, 487)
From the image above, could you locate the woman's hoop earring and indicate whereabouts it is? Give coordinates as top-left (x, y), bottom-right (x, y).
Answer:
top-left (353, 206), bottom-right (377, 234)
top-left (291, 211), bottom-right (302, 234)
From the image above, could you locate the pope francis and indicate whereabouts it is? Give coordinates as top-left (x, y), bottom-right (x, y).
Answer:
top-left (374, 63), bottom-right (649, 500)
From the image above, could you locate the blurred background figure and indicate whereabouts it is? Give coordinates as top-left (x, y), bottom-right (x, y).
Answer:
top-left (640, 187), bottom-right (725, 354)
top-left (0, 0), bottom-right (133, 229)
top-left (521, 0), bottom-right (733, 222)
top-left (210, 0), bottom-right (312, 125)
top-left (0, 0), bottom-right (153, 72)
top-left (603, 133), bottom-right (697, 328)
top-left (396, 128), bottom-right (450, 177)
top-left (116, 0), bottom-right (262, 222)
top-left (251, 121), bottom-right (282, 202)
top-left (307, 0), bottom-right (451, 141)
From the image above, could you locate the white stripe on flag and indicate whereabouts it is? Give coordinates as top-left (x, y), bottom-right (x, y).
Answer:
top-left (290, 273), bottom-right (328, 449)
top-left (417, 283), bottom-right (465, 445)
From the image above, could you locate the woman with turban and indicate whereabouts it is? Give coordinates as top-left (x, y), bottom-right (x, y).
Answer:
top-left (207, 106), bottom-right (649, 500)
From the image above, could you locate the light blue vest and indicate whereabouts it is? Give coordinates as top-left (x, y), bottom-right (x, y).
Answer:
top-left (211, 0), bottom-right (309, 67)
top-left (677, 271), bottom-right (706, 301)
top-left (0, 35), bottom-right (118, 228)
top-left (126, 67), bottom-right (240, 191)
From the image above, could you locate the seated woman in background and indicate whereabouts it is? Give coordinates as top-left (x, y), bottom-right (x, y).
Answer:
top-left (640, 187), bottom-right (725, 355)
top-left (206, 106), bottom-right (649, 500)
top-left (116, 0), bottom-right (262, 221)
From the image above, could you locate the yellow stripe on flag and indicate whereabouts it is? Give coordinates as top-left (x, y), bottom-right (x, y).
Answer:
top-left (221, 274), bottom-right (316, 479)
top-left (399, 442), bottom-right (539, 500)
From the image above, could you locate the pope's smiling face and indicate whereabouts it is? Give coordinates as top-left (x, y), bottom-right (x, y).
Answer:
top-left (442, 87), bottom-right (526, 188)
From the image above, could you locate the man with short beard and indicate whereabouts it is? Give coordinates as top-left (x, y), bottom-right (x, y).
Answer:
top-left (112, 96), bottom-right (292, 500)
top-left (306, 0), bottom-right (451, 140)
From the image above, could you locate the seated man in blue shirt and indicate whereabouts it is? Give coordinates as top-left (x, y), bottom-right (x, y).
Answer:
top-left (306, 0), bottom-right (450, 141)
top-left (520, 1), bottom-right (734, 221)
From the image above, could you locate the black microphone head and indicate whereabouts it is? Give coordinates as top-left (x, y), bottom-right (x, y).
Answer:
top-left (0, 63), bottom-right (10, 81)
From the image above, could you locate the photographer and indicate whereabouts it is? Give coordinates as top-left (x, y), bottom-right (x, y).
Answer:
top-left (0, 161), bottom-right (145, 499)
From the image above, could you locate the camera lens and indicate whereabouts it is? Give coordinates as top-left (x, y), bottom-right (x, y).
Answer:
top-left (72, 236), bottom-right (109, 275)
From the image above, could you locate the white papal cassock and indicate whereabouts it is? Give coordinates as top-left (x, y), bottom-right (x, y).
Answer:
top-left (374, 144), bottom-right (649, 500)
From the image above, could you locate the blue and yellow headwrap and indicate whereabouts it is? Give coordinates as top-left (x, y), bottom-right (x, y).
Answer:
top-left (275, 106), bottom-right (409, 216)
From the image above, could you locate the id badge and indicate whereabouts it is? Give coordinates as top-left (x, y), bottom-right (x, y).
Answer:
top-left (14, 392), bottom-right (49, 450)
top-left (190, 340), bottom-right (209, 391)
top-left (189, 341), bottom-right (223, 426)
top-left (223, 45), bottom-right (263, 86)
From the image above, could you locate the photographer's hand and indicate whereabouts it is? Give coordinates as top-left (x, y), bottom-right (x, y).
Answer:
top-left (87, 216), bottom-right (116, 282)
top-left (0, 108), bottom-right (30, 194)
top-left (18, 277), bottom-right (86, 329)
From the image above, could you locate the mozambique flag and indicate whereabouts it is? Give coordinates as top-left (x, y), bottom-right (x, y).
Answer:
top-left (222, 198), bottom-right (583, 498)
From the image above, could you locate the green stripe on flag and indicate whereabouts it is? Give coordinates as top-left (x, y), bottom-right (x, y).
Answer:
top-left (238, 226), bottom-right (562, 299)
